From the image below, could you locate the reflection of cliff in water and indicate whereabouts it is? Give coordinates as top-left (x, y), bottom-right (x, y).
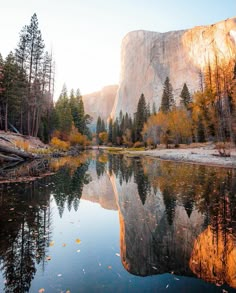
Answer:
top-left (110, 172), bottom-right (204, 277)
top-left (107, 154), bottom-right (236, 288)
top-left (82, 160), bottom-right (117, 210)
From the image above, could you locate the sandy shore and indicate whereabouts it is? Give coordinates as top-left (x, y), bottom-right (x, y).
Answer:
top-left (123, 147), bottom-right (236, 168)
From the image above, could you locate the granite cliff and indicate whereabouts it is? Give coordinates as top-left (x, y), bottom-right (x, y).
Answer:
top-left (111, 17), bottom-right (236, 118)
top-left (83, 85), bottom-right (118, 128)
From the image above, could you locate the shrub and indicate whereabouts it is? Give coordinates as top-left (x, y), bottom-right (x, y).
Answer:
top-left (50, 137), bottom-right (70, 151)
top-left (15, 140), bottom-right (29, 152)
top-left (133, 141), bottom-right (144, 148)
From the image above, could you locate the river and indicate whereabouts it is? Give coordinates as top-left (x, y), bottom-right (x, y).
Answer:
top-left (0, 151), bottom-right (235, 292)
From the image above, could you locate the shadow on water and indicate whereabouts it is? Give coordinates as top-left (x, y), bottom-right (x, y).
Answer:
top-left (0, 151), bottom-right (235, 292)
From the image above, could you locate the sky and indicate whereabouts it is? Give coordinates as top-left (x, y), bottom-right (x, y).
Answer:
top-left (0, 0), bottom-right (235, 100)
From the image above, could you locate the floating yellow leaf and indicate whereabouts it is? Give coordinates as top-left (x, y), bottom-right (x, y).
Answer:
top-left (75, 239), bottom-right (81, 244)
top-left (49, 241), bottom-right (55, 247)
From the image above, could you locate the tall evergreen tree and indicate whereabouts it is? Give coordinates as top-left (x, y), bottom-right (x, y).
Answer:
top-left (108, 118), bottom-right (113, 143)
top-left (1, 52), bottom-right (19, 131)
top-left (136, 93), bottom-right (147, 141)
top-left (55, 85), bottom-right (73, 137)
top-left (180, 83), bottom-right (191, 108)
top-left (160, 77), bottom-right (175, 113)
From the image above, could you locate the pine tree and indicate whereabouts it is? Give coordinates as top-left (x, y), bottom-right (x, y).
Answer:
top-left (108, 118), bottom-right (113, 143)
top-left (146, 102), bottom-right (151, 118)
top-left (55, 85), bottom-right (73, 137)
top-left (2, 52), bottom-right (19, 131)
top-left (160, 77), bottom-right (175, 113)
top-left (136, 93), bottom-right (147, 141)
top-left (180, 83), bottom-right (191, 109)
top-left (96, 116), bottom-right (102, 144)
top-left (76, 89), bottom-right (86, 134)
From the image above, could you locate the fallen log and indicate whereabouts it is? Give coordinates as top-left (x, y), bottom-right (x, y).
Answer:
top-left (0, 153), bottom-right (24, 162)
top-left (0, 144), bottom-right (34, 160)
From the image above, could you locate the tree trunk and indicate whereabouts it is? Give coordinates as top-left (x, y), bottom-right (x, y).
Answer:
top-left (27, 108), bottom-right (31, 136)
top-left (4, 103), bottom-right (8, 132)
top-left (0, 144), bottom-right (34, 160)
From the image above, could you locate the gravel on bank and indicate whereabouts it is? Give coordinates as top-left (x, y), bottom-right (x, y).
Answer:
top-left (123, 148), bottom-right (236, 168)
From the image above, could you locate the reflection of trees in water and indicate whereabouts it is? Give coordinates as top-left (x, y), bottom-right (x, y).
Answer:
top-left (106, 154), bottom-right (236, 234)
top-left (52, 160), bottom-right (91, 217)
top-left (144, 160), bottom-right (236, 234)
top-left (107, 154), bottom-right (236, 287)
top-left (106, 154), bottom-right (151, 205)
top-left (162, 188), bottom-right (176, 225)
top-left (0, 179), bottom-right (52, 293)
top-left (0, 155), bottom-right (91, 292)
top-left (133, 160), bottom-right (151, 205)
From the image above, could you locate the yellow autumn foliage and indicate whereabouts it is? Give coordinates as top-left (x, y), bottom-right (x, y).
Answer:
top-left (15, 140), bottom-right (30, 152)
top-left (50, 137), bottom-right (70, 151)
top-left (142, 109), bottom-right (192, 146)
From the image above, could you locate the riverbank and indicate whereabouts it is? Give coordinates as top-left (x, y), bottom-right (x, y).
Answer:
top-left (101, 144), bottom-right (236, 168)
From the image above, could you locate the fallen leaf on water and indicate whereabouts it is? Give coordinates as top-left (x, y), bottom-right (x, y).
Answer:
top-left (108, 266), bottom-right (112, 269)
top-left (66, 291), bottom-right (71, 293)
top-left (115, 253), bottom-right (120, 257)
top-left (57, 274), bottom-right (62, 277)
top-left (77, 249), bottom-right (80, 253)
top-left (49, 241), bottom-right (55, 247)
top-left (46, 256), bottom-right (51, 261)
top-left (38, 289), bottom-right (45, 293)
top-left (75, 239), bottom-right (81, 244)
top-left (62, 243), bottom-right (67, 247)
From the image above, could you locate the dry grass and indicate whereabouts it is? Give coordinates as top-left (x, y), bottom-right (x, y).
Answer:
top-left (15, 140), bottom-right (30, 152)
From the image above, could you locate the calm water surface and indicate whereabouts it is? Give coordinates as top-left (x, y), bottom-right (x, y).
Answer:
top-left (0, 151), bottom-right (236, 292)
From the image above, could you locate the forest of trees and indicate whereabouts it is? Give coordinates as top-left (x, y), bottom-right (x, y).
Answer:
top-left (96, 57), bottom-right (236, 149)
top-left (0, 13), bottom-right (92, 148)
top-left (0, 14), bottom-right (55, 140)
top-left (1, 13), bottom-right (236, 151)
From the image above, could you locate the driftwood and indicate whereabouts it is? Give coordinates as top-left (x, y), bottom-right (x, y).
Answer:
top-left (0, 153), bottom-right (24, 162)
top-left (0, 144), bottom-right (34, 161)
top-left (0, 159), bottom-right (50, 180)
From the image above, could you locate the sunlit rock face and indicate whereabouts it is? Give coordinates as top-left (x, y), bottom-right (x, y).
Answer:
top-left (82, 162), bottom-right (117, 210)
top-left (109, 173), bottom-right (204, 276)
top-left (190, 226), bottom-right (236, 288)
top-left (83, 85), bottom-right (118, 127)
top-left (111, 17), bottom-right (236, 118)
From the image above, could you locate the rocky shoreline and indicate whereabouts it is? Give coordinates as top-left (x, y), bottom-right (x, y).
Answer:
top-left (123, 148), bottom-right (236, 168)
